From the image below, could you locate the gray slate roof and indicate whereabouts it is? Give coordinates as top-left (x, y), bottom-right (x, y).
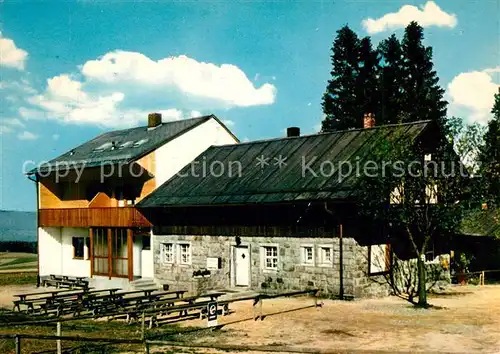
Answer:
top-left (138, 120), bottom-right (431, 208)
top-left (28, 115), bottom-right (220, 175)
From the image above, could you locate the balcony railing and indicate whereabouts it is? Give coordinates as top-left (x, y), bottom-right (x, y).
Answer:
top-left (39, 207), bottom-right (151, 228)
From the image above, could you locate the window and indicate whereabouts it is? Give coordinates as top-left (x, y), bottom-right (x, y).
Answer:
top-left (179, 243), bottom-right (191, 265)
top-left (161, 243), bottom-right (174, 263)
top-left (390, 184), bottom-right (404, 204)
top-left (369, 244), bottom-right (391, 274)
top-left (72, 237), bottom-right (85, 259)
top-left (301, 246), bottom-right (314, 265)
top-left (94, 142), bottom-right (113, 152)
top-left (262, 246), bottom-right (278, 270)
top-left (133, 138), bottom-right (149, 147)
top-left (142, 235), bottom-right (151, 250)
top-left (425, 183), bottom-right (438, 204)
top-left (319, 246), bottom-right (333, 266)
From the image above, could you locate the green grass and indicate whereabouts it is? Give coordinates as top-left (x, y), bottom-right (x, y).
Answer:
top-left (0, 272), bottom-right (37, 286)
top-left (0, 256), bottom-right (37, 268)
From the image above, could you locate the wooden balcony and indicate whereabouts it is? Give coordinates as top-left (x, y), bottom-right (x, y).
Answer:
top-left (39, 207), bottom-right (151, 228)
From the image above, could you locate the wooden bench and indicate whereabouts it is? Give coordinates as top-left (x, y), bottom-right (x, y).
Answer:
top-left (12, 289), bottom-right (79, 312)
top-left (42, 275), bottom-right (89, 289)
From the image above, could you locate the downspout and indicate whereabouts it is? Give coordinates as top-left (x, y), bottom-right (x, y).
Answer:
top-left (28, 174), bottom-right (40, 287)
top-left (324, 202), bottom-right (343, 300)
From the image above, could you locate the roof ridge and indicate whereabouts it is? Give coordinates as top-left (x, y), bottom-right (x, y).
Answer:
top-left (221, 120), bottom-right (432, 147)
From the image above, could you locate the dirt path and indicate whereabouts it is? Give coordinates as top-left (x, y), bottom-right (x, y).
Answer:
top-left (162, 286), bottom-right (500, 353)
top-left (2, 283), bottom-right (500, 353)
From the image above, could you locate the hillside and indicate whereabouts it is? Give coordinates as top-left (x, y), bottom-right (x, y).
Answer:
top-left (0, 210), bottom-right (36, 242)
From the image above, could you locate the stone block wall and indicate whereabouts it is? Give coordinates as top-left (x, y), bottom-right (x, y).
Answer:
top-left (152, 234), bottom-right (392, 298)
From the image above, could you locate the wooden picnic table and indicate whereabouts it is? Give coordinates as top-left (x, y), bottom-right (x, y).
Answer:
top-left (50, 274), bottom-right (86, 281)
top-left (12, 287), bottom-right (121, 313)
top-left (13, 289), bottom-right (76, 302)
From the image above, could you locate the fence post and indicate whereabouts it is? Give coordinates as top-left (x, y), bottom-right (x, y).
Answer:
top-left (144, 341), bottom-right (150, 354)
top-left (141, 312), bottom-right (146, 340)
top-left (56, 321), bottom-right (62, 354)
top-left (253, 297), bottom-right (261, 320)
top-left (15, 335), bottom-right (21, 354)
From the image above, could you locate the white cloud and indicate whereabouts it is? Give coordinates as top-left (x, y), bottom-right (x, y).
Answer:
top-left (484, 67), bottom-right (500, 74)
top-left (222, 119), bottom-right (235, 127)
top-left (447, 68), bottom-right (500, 124)
top-left (0, 79), bottom-right (37, 94)
top-left (0, 125), bottom-right (13, 134)
top-left (81, 51), bottom-right (276, 107)
top-left (17, 131), bottom-right (38, 140)
top-left (189, 110), bottom-right (202, 118)
top-left (0, 32), bottom-right (28, 70)
top-left (23, 52), bottom-right (275, 128)
top-left (362, 1), bottom-right (457, 34)
top-left (2, 118), bottom-right (25, 128)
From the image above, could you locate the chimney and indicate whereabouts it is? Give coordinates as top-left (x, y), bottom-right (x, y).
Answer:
top-left (287, 127), bottom-right (300, 137)
top-left (363, 113), bottom-right (376, 128)
top-left (148, 113), bottom-right (162, 128)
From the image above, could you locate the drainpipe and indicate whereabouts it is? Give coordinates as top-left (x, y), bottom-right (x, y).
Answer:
top-left (28, 174), bottom-right (40, 287)
top-left (324, 202), bottom-right (344, 300)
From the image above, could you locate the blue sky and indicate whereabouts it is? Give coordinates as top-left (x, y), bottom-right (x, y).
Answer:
top-left (0, 0), bottom-right (499, 211)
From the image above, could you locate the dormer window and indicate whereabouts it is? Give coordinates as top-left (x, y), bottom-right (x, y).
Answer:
top-left (133, 139), bottom-right (149, 147)
top-left (119, 141), bottom-right (134, 149)
top-left (94, 142), bottom-right (113, 152)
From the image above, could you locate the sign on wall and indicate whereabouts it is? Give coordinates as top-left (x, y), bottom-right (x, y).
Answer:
top-left (207, 301), bottom-right (218, 327)
top-left (206, 257), bottom-right (220, 270)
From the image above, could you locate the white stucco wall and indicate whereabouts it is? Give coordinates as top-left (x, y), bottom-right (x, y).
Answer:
top-left (133, 237), bottom-right (142, 276)
top-left (154, 117), bottom-right (237, 187)
top-left (39, 227), bottom-right (63, 277)
top-left (60, 227), bottom-right (91, 278)
top-left (39, 227), bottom-right (90, 278)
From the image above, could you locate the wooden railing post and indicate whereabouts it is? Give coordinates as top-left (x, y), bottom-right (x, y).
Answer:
top-left (56, 321), bottom-right (62, 354)
top-left (141, 312), bottom-right (146, 340)
top-left (15, 335), bottom-right (21, 354)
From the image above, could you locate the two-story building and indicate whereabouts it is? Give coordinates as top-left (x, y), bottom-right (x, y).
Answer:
top-left (137, 119), bottom-right (451, 297)
top-left (27, 113), bottom-right (237, 287)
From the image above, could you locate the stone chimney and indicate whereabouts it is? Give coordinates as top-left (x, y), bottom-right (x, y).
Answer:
top-left (363, 113), bottom-right (376, 128)
top-left (148, 113), bottom-right (162, 128)
top-left (287, 127), bottom-right (300, 137)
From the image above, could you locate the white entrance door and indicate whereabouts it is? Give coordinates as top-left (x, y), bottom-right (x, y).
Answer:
top-left (234, 246), bottom-right (250, 286)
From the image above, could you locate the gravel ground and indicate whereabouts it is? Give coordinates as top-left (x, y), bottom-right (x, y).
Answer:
top-left (2, 283), bottom-right (500, 353)
top-left (157, 285), bottom-right (500, 353)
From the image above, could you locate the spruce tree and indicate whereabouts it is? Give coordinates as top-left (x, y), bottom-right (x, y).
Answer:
top-left (400, 22), bottom-right (447, 131)
top-left (480, 88), bottom-right (500, 206)
top-left (356, 37), bottom-right (380, 123)
top-left (322, 26), bottom-right (368, 131)
top-left (378, 34), bottom-right (403, 125)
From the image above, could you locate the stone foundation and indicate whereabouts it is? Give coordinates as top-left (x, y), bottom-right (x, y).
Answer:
top-left (152, 234), bottom-right (393, 298)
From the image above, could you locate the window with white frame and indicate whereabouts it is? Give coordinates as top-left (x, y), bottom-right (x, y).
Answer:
top-left (390, 183), bottom-right (404, 204)
top-left (179, 243), bottom-right (191, 265)
top-left (425, 183), bottom-right (438, 204)
top-left (262, 246), bottom-right (278, 270)
top-left (319, 246), bottom-right (333, 266)
top-left (161, 243), bottom-right (174, 263)
top-left (301, 245), bottom-right (314, 265)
